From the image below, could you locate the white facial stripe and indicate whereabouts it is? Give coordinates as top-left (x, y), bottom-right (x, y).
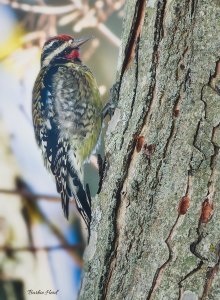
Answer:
top-left (43, 40), bottom-right (57, 51)
top-left (42, 40), bottom-right (72, 67)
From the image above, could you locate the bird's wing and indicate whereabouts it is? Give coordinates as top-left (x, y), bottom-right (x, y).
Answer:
top-left (32, 65), bottom-right (92, 228)
top-left (50, 63), bottom-right (103, 160)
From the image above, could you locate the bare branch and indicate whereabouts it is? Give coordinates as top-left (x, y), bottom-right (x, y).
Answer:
top-left (0, 188), bottom-right (61, 202)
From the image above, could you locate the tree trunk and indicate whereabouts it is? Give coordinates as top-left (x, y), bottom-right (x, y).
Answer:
top-left (79, 0), bottom-right (220, 299)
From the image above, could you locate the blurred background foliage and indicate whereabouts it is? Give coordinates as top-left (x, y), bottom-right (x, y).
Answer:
top-left (0, 1), bottom-right (124, 299)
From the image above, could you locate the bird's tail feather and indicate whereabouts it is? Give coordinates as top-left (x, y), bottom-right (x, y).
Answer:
top-left (55, 161), bottom-right (91, 231)
top-left (67, 166), bottom-right (91, 229)
top-left (51, 139), bottom-right (91, 230)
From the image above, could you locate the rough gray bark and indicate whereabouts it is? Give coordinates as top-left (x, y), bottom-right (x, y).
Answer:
top-left (79, 0), bottom-right (220, 299)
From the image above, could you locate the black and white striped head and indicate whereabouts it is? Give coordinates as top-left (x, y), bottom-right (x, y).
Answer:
top-left (41, 34), bottom-right (91, 67)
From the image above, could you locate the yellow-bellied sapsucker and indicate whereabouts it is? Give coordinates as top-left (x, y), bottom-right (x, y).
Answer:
top-left (32, 35), bottom-right (103, 230)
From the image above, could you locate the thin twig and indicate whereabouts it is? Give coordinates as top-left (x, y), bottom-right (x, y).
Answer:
top-left (0, 0), bottom-right (78, 15)
top-left (37, 212), bottom-right (84, 267)
top-left (1, 0), bottom-right (121, 47)
top-left (0, 188), bottom-right (83, 266)
top-left (15, 178), bottom-right (84, 266)
top-left (0, 188), bottom-right (61, 202)
top-left (21, 31), bottom-right (46, 44)
top-left (97, 23), bottom-right (121, 47)
top-left (1, 244), bottom-right (83, 253)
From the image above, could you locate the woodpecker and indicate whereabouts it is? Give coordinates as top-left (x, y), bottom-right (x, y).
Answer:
top-left (32, 34), bottom-right (103, 230)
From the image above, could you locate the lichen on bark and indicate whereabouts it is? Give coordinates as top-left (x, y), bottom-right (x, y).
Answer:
top-left (79, 1), bottom-right (220, 299)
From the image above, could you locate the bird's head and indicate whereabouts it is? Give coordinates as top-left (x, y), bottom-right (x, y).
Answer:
top-left (41, 34), bottom-right (91, 67)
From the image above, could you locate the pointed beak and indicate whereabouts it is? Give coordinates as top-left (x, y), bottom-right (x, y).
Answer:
top-left (71, 36), bottom-right (93, 48)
